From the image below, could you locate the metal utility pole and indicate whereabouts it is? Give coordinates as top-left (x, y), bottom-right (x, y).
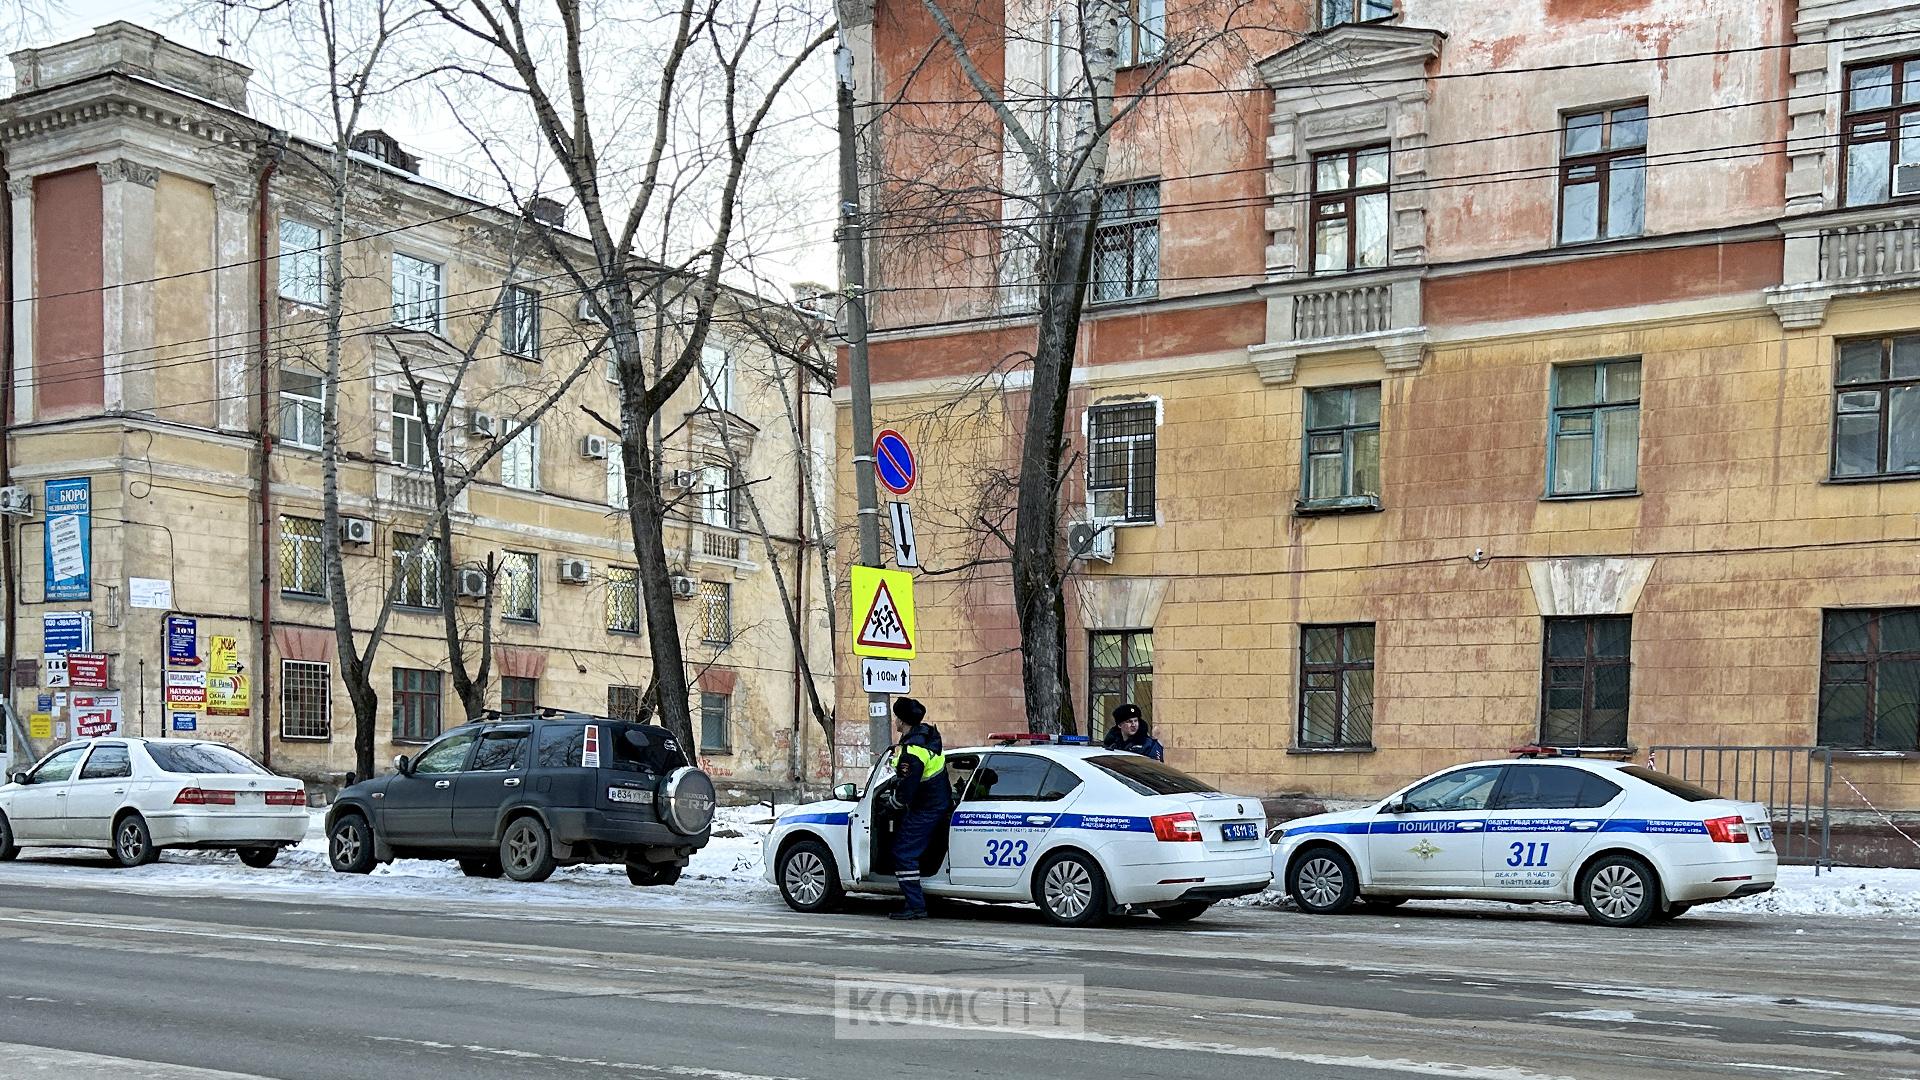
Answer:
top-left (835, 37), bottom-right (891, 761)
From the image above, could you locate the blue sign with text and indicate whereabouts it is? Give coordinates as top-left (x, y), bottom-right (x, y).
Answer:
top-left (43, 477), bottom-right (92, 601)
top-left (166, 615), bottom-right (200, 667)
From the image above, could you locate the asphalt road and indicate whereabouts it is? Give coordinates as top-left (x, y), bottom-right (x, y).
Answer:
top-left (0, 873), bottom-right (1913, 1080)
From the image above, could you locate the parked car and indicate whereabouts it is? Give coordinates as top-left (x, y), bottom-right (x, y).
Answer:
top-left (0, 738), bottom-right (309, 868)
top-left (1271, 753), bottom-right (1778, 927)
top-left (765, 734), bottom-right (1272, 927)
top-left (325, 712), bottom-right (715, 884)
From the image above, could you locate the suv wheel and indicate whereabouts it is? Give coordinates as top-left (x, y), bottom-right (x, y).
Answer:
top-left (1033, 851), bottom-right (1108, 928)
top-left (776, 839), bottom-right (844, 913)
top-left (500, 817), bottom-right (557, 883)
top-left (111, 814), bottom-right (157, 868)
top-left (0, 811), bottom-right (17, 861)
top-left (1288, 846), bottom-right (1358, 915)
top-left (626, 861), bottom-right (683, 887)
top-left (328, 814), bottom-right (377, 874)
top-left (1578, 854), bottom-right (1658, 927)
top-left (459, 858), bottom-right (503, 878)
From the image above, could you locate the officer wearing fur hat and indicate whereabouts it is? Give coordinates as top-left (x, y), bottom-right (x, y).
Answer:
top-left (1101, 703), bottom-right (1164, 761)
top-left (881, 697), bottom-right (949, 919)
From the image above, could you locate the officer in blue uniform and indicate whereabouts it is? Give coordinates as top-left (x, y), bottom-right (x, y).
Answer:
top-left (883, 697), bottom-right (949, 920)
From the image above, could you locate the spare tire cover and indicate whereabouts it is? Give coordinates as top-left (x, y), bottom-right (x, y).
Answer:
top-left (658, 767), bottom-right (717, 836)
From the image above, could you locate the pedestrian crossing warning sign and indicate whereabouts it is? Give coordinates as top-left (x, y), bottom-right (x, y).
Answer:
top-left (851, 565), bottom-right (916, 660)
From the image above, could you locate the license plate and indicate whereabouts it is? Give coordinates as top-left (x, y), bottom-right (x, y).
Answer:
top-left (1755, 824), bottom-right (1774, 844)
top-left (1222, 821), bottom-right (1260, 842)
top-left (236, 791), bottom-right (264, 807)
top-left (607, 786), bottom-right (648, 805)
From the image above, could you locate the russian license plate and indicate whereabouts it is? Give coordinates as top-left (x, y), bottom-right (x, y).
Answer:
top-left (607, 786), bottom-right (648, 805)
top-left (236, 791), bottom-right (265, 807)
top-left (1755, 823), bottom-right (1774, 844)
top-left (1222, 821), bottom-right (1261, 842)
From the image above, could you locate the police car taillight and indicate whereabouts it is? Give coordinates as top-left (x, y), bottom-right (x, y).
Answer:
top-left (1704, 815), bottom-right (1750, 844)
top-left (1151, 811), bottom-right (1202, 842)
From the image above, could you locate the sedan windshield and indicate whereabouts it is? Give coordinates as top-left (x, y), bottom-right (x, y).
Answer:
top-left (1089, 754), bottom-right (1217, 796)
top-left (146, 742), bottom-right (271, 776)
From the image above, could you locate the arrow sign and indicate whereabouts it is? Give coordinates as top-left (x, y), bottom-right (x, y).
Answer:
top-left (888, 501), bottom-right (918, 569)
top-left (861, 658), bottom-right (910, 694)
top-left (873, 429), bottom-right (916, 495)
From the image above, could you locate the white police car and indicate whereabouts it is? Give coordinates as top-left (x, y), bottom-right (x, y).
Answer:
top-left (765, 735), bottom-right (1272, 926)
top-left (1271, 752), bottom-right (1778, 927)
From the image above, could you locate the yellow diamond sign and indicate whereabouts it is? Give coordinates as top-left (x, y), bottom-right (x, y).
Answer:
top-left (850, 565), bottom-right (915, 660)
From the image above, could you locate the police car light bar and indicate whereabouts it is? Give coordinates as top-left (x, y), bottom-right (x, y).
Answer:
top-left (987, 733), bottom-right (1094, 745)
top-left (1510, 744), bottom-right (1583, 759)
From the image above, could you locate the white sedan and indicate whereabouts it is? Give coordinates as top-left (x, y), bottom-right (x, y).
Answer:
top-left (1272, 755), bottom-right (1778, 927)
top-left (0, 738), bottom-right (308, 868)
top-left (765, 736), bottom-right (1272, 926)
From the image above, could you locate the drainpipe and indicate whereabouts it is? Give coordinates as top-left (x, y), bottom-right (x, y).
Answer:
top-left (789, 345), bottom-right (808, 792)
top-left (1, 149), bottom-right (17, 726)
top-left (254, 138), bottom-right (283, 768)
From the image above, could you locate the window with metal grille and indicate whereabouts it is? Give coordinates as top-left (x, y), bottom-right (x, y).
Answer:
top-left (1298, 625), bottom-right (1374, 748)
top-left (503, 285), bottom-right (540, 359)
top-left (391, 394), bottom-right (432, 469)
top-left (700, 580), bottom-right (732, 644)
top-left (392, 532), bottom-right (441, 609)
top-left (392, 667), bottom-right (443, 743)
top-left (279, 368), bottom-right (325, 451)
top-left (1086, 401), bottom-right (1157, 523)
top-left (1116, 0), bottom-right (1164, 66)
top-left (1549, 359), bottom-right (1640, 496)
top-left (391, 252), bottom-right (443, 331)
top-left (607, 566), bottom-right (639, 633)
top-left (500, 551), bottom-right (537, 622)
top-left (1819, 610), bottom-right (1920, 751)
top-left (1541, 616), bottom-right (1631, 748)
top-left (280, 659), bottom-right (331, 740)
top-left (700, 691), bottom-right (732, 752)
top-left (1321, 0), bottom-right (1392, 26)
top-left (500, 675), bottom-right (538, 717)
top-left (278, 219), bottom-right (325, 306)
top-left (1842, 56), bottom-right (1920, 206)
top-left (279, 515), bottom-right (325, 597)
top-left (1832, 334), bottom-right (1920, 478)
top-left (1302, 385), bottom-right (1381, 506)
top-left (1559, 103), bottom-right (1647, 244)
top-left (500, 423), bottom-right (539, 490)
top-left (1091, 181), bottom-right (1159, 303)
top-left (1089, 630), bottom-right (1153, 729)
top-left (1311, 146), bottom-right (1389, 274)
top-left (608, 685), bottom-right (645, 723)
top-left (698, 465), bottom-right (734, 529)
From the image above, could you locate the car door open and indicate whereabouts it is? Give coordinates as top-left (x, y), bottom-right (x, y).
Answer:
top-left (949, 752), bottom-right (1081, 889)
top-left (1367, 764), bottom-right (1506, 888)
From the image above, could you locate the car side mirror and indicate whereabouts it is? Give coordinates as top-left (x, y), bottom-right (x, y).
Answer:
top-left (393, 754), bottom-right (413, 776)
top-left (1381, 798), bottom-right (1406, 815)
top-left (7, 770), bottom-right (26, 786)
top-left (833, 783), bottom-right (858, 802)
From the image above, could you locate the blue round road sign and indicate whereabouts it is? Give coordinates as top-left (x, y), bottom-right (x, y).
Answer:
top-left (874, 429), bottom-right (915, 495)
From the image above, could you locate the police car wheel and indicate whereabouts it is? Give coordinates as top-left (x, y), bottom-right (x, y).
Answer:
top-left (1153, 901), bottom-right (1211, 923)
top-left (777, 839), bottom-right (843, 912)
top-left (1034, 852), bottom-right (1108, 927)
top-left (1577, 853), bottom-right (1658, 928)
top-left (0, 812), bottom-right (17, 861)
top-left (1287, 846), bottom-right (1358, 915)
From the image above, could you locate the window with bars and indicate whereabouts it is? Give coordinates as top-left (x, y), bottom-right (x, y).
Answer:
top-left (1302, 384), bottom-right (1382, 506)
top-left (1819, 610), bottom-right (1920, 751)
top-left (700, 691), bottom-right (732, 753)
top-left (1549, 359), bottom-right (1641, 496)
top-left (700, 580), bottom-right (732, 644)
top-left (392, 667), bottom-right (443, 743)
top-left (608, 684), bottom-right (645, 723)
top-left (1559, 103), bottom-right (1647, 244)
top-left (392, 532), bottom-right (442, 609)
top-left (500, 423), bottom-right (539, 490)
top-left (1087, 401), bottom-right (1157, 523)
top-left (700, 343), bottom-right (733, 412)
top-left (1832, 334), bottom-right (1920, 478)
top-left (1298, 625), bottom-right (1374, 748)
top-left (1092, 181), bottom-right (1159, 303)
top-left (279, 516), bottom-right (325, 597)
top-left (500, 675), bottom-right (539, 717)
top-left (500, 551), bottom-right (538, 622)
top-left (1089, 630), bottom-right (1153, 728)
top-left (1541, 616), bottom-right (1631, 748)
top-left (279, 369), bottom-right (325, 451)
top-left (1321, 0), bottom-right (1392, 26)
top-left (1842, 56), bottom-right (1920, 206)
top-left (1311, 146), bottom-right (1390, 274)
top-left (278, 219), bottom-right (325, 306)
top-left (698, 465), bottom-right (734, 529)
top-left (392, 394), bottom-right (433, 469)
top-left (607, 566), bottom-right (640, 633)
top-left (503, 285), bottom-right (540, 359)
top-left (391, 252), bottom-right (444, 331)
top-left (1116, 0), bottom-right (1165, 67)
top-left (280, 659), bottom-right (331, 740)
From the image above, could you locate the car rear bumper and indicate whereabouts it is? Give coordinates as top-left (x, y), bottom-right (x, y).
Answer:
top-left (1663, 854), bottom-right (1779, 903)
top-left (547, 808), bottom-right (709, 853)
top-left (145, 810), bottom-right (308, 847)
top-left (1109, 852), bottom-right (1273, 905)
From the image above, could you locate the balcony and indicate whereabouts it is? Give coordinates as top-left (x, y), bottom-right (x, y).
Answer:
top-left (375, 467), bottom-right (468, 518)
top-left (1769, 204), bottom-right (1920, 329)
top-left (685, 527), bottom-right (753, 573)
top-left (1247, 268), bottom-right (1427, 384)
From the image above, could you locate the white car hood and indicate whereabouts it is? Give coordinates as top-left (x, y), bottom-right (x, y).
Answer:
top-left (775, 799), bottom-right (855, 824)
top-left (1275, 806), bottom-right (1377, 838)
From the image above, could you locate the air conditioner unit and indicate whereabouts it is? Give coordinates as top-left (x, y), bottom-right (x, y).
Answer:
top-left (340, 517), bottom-right (375, 546)
top-left (1067, 520), bottom-right (1115, 563)
top-left (467, 411), bottom-right (497, 439)
top-left (670, 574), bottom-right (698, 600)
top-left (579, 434), bottom-right (609, 460)
top-left (558, 558), bottom-right (591, 584)
top-left (576, 295), bottom-right (609, 325)
top-left (457, 568), bottom-right (490, 598)
top-left (669, 469), bottom-right (699, 490)
top-left (1896, 162), bottom-right (1920, 198)
top-left (0, 486), bottom-right (30, 516)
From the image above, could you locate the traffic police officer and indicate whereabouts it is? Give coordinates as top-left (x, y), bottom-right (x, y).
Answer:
top-left (883, 697), bottom-right (949, 920)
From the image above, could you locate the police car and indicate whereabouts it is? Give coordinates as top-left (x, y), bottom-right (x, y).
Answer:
top-left (765, 735), bottom-right (1273, 926)
top-left (1271, 751), bottom-right (1778, 927)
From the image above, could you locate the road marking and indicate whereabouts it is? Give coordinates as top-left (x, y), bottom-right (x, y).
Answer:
top-left (0, 1041), bottom-right (275, 1079)
top-left (0, 914), bottom-right (397, 954)
top-left (366, 1036), bottom-right (808, 1080)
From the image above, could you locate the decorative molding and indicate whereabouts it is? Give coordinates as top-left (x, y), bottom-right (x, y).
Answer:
top-left (1765, 285), bottom-right (1835, 330)
top-left (1074, 576), bottom-right (1169, 631)
top-left (1302, 108), bottom-right (1389, 141)
top-left (1247, 327), bottom-right (1430, 385)
top-left (1256, 25), bottom-right (1446, 88)
top-left (1379, 340), bottom-right (1427, 373)
top-left (98, 158), bottom-right (159, 188)
top-left (6, 178), bottom-right (31, 200)
top-left (1527, 557), bottom-right (1656, 618)
top-left (214, 184), bottom-right (255, 214)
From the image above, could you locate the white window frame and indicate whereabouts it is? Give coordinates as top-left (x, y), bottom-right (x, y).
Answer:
top-left (278, 368), bottom-right (325, 451)
top-left (1116, 0), bottom-right (1166, 67)
top-left (699, 343), bottom-right (733, 412)
top-left (391, 252), bottom-right (444, 332)
top-left (607, 446), bottom-right (630, 509)
top-left (278, 219), bottom-right (325, 307)
top-left (280, 659), bottom-right (332, 740)
top-left (504, 284), bottom-right (540, 359)
top-left (392, 532), bottom-right (442, 610)
top-left (698, 464), bottom-right (733, 529)
top-left (501, 423), bottom-right (540, 490)
top-left (392, 394), bottom-right (433, 469)
top-left (1083, 396), bottom-right (1163, 525)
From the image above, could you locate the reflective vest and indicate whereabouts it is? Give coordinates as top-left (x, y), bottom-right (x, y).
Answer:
top-left (895, 742), bottom-right (945, 780)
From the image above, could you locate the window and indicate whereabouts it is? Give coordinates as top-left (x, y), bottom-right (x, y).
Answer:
top-left (1310, 146), bottom-right (1389, 274)
top-left (1832, 334), bottom-right (1920, 478)
top-left (279, 516), bottom-right (325, 597)
top-left (391, 394), bottom-right (433, 469)
top-left (699, 343), bottom-right (733, 412)
top-left (392, 532), bottom-right (442, 609)
top-left (1541, 616), bottom-right (1631, 747)
top-left (1819, 609), bottom-right (1920, 751)
top-left (500, 423), bottom-right (540, 490)
top-left (1401, 765), bottom-right (1505, 813)
top-left (1321, 0), bottom-right (1392, 26)
top-left (143, 743), bottom-right (269, 775)
top-left (1116, 0), bottom-right (1165, 66)
top-left (392, 667), bottom-right (444, 743)
top-left (500, 676), bottom-right (538, 717)
top-left (1559, 103), bottom-right (1647, 243)
top-left (410, 731), bottom-right (472, 773)
top-left (1302, 385), bottom-right (1381, 506)
top-left (1842, 56), bottom-right (1920, 206)
top-left (281, 659), bottom-right (331, 740)
top-left (700, 581), bottom-right (732, 644)
top-left (470, 729), bottom-right (531, 771)
top-left (536, 724), bottom-right (586, 768)
top-left (964, 754), bottom-right (1078, 801)
top-left (79, 744), bottom-right (131, 780)
top-left (1089, 630), bottom-right (1153, 728)
top-left (1617, 765), bottom-right (1721, 802)
top-left (391, 253), bottom-right (443, 332)
top-left (698, 465), bottom-right (734, 529)
top-left (1549, 359), bottom-right (1640, 496)
top-left (1298, 624), bottom-right (1374, 748)
top-left (608, 446), bottom-right (629, 509)
top-left (279, 368), bottom-right (324, 450)
top-left (1086, 401), bottom-right (1157, 523)
top-left (26, 745), bottom-right (84, 783)
top-left (503, 285), bottom-right (540, 359)
top-left (700, 691), bottom-right (731, 753)
top-left (277, 219), bottom-right (324, 306)
top-left (500, 551), bottom-right (538, 622)
top-left (607, 566), bottom-right (640, 633)
top-left (1092, 180), bottom-right (1159, 303)
top-left (608, 684), bottom-right (645, 723)
top-left (1489, 765), bottom-right (1622, 810)
top-left (1088, 755), bottom-right (1215, 796)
